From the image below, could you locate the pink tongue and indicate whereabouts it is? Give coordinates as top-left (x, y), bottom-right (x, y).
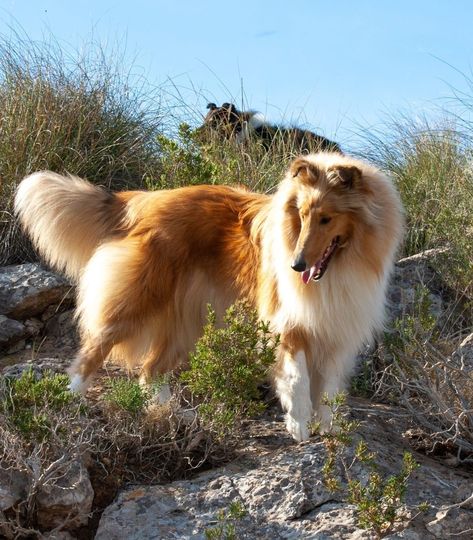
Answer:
top-left (302, 265), bottom-right (318, 284)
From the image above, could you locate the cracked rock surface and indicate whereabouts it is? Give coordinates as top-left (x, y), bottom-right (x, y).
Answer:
top-left (95, 400), bottom-right (473, 539)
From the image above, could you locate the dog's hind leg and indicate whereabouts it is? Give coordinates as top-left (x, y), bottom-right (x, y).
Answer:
top-left (69, 239), bottom-right (158, 393)
top-left (138, 343), bottom-right (179, 405)
top-left (69, 313), bottom-right (136, 393)
top-left (69, 333), bottom-right (117, 393)
top-left (273, 348), bottom-right (313, 442)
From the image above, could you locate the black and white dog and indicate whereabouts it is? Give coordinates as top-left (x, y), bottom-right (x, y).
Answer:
top-left (201, 102), bottom-right (341, 153)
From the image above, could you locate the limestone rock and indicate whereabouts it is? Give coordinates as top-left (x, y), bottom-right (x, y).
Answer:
top-left (0, 263), bottom-right (73, 320)
top-left (426, 506), bottom-right (473, 538)
top-left (387, 248), bottom-right (447, 324)
top-left (35, 461), bottom-right (93, 529)
top-left (2, 358), bottom-right (66, 379)
top-left (96, 399), bottom-right (473, 539)
top-left (0, 315), bottom-right (28, 351)
top-left (0, 468), bottom-right (28, 511)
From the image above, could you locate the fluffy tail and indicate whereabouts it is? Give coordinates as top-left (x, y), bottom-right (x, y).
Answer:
top-left (15, 172), bottom-right (125, 281)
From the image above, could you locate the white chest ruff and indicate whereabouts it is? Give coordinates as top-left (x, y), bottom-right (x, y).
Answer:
top-left (272, 260), bottom-right (387, 356)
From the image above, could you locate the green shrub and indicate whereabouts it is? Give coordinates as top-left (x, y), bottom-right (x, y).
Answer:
top-left (148, 117), bottom-right (297, 194)
top-left (348, 451), bottom-right (422, 537)
top-left (1, 369), bottom-right (77, 439)
top-left (314, 394), bottom-right (427, 538)
top-left (104, 377), bottom-right (150, 415)
top-left (181, 301), bottom-right (278, 437)
top-left (149, 123), bottom-right (218, 189)
top-left (204, 501), bottom-right (247, 540)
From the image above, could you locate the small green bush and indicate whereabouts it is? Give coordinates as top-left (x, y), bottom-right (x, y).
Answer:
top-left (1, 369), bottom-right (77, 439)
top-left (314, 394), bottom-right (427, 538)
top-left (204, 501), bottom-right (247, 540)
top-left (348, 451), bottom-right (421, 537)
top-left (104, 377), bottom-right (150, 415)
top-left (181, 301), bottom-right (278, 437)
top-left (149, 123), bottom-right (218, 189)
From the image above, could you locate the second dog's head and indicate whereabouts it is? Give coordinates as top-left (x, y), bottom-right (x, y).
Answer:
top-left (201, 102), bottom-right (246, 140)
top-left (199, 102), bottom-right (263, 143)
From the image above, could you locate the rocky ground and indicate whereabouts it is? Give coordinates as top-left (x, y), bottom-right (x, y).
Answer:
top-left (0, 254), bottom-right (472, 539)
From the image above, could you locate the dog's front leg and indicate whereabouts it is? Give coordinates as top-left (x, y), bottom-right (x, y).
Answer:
top-left (274, 349), bottom-right (313, 442)
top-left (314, 355), bottom-right (354, 433)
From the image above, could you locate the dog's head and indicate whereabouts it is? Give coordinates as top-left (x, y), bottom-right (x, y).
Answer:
top-left (201, 102), bottom-right (246, 139)
top-left (281, 154), bottom-right (380, 284)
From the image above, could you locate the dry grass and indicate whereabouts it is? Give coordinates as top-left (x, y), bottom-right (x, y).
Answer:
top-left (0, 371), bottom-right (230, 538)
top-left (359, 115), bottom-right (473, 297)
top-left (0, 33), bottom-right (164, 265)
top-left (354, 112), bottom-right (473, 460)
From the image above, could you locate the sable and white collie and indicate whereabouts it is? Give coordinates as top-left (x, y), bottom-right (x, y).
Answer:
top-left (14, 153), bottom-right (403, 441)
top-left (202, 102), bottom-right (342, 153)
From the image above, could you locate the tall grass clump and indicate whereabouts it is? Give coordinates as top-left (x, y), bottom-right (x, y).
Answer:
top-left (0, 33), bottom-right (164, 265)
top-left (351, 99), bottom-right (473, 460)
top-left (360, 114), bottom-right (473, 297)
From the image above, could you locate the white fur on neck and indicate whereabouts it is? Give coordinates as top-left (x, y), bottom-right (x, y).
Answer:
top-left (248, 111), bottom-right (267, 129)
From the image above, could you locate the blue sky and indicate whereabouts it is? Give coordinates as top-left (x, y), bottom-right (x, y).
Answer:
top-left (0, 1), bottom-right (472, 146)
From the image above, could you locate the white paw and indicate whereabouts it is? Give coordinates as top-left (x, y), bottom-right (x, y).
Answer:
top-left (68, 373), bottom-right (89, 394)
top-left (285, 413), bottom-right (310, 442)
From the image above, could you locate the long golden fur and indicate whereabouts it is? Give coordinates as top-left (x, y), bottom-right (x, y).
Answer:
top-left (15, 152), bottom-right (403, 441)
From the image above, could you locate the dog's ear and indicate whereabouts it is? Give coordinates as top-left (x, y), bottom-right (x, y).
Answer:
top-left (291, 158), bottom-right (318, 183)
top-left (221, 102), bottom-right (238, 114)
top-left (206, 102), bottom-right (217, 110)
top-left (328, 165), bottom-right (362, 189)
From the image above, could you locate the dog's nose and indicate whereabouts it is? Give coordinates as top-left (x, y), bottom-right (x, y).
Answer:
top-left (291, 255), bottom-right (307, 272)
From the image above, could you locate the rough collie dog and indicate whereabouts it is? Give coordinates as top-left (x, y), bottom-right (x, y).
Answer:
top-left (201, 102), bottom-right (342, 153)
top-left (15, 153), bottom-right (402, 441)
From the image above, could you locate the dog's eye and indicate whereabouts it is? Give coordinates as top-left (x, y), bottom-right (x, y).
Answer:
top-left (319, 216), bottom-right (331, 225)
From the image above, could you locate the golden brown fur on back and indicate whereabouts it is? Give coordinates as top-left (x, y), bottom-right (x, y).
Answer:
top-left (15, 153), bottom-right (403, 441)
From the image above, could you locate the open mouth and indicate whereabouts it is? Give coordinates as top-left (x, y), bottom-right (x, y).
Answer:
top-left (302, 237), bottom-right (340, 284)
